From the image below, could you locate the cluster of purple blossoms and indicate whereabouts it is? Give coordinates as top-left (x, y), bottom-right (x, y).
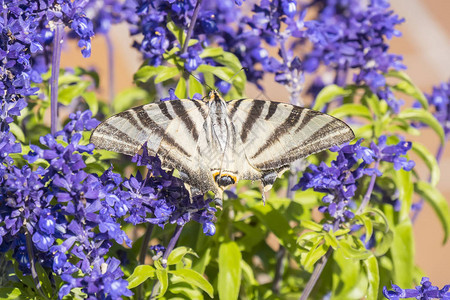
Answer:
top-left (1, 109), bottom-right (217, 297)
top-left (121, 0), bottom-right (242, 70)
top-left (295, 136), bottom-right (414, 226)
top-left (1, 111), bottom-right (133, 298)
top-left (426, 80), bottom-right (450, 137)
top-left (128, 143), bottom-right (217, 235)
top-left (303, 0), bottom-right (405, 89)
top-left (383, 277), bottom-right (450, 300)
top-left (1, 1), bottom-right (96, 172)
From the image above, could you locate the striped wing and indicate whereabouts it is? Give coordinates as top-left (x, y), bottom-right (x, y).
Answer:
top-left (228, 99), bottom-right (355, 173)
top-left (90, 99), bottom-right (219, 194)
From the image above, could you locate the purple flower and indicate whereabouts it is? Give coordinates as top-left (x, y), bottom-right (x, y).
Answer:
top-left (370, 136), bottom-right (415, 171)
top-left (295, 139), bottom-right (374, 224)
top-left (303, 0), bottom-right (405, 89)
top-left (383, 277), bottom-right (450, 299)
top-left (181, 45), bottom-right (204, 72)
top-left (426, 80), bottom-right (450, 136)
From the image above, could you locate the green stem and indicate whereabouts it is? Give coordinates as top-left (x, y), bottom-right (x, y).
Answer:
top-left (180, 0), bottom-right (203, 55)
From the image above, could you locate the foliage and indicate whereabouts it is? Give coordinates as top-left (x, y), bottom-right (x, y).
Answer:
top-left (1, 0), bottom-right (449, 299)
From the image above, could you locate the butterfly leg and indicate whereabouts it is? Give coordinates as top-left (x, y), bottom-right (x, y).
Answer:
top-left (259, 167), bottom-right (289, 204)
top-left (261, 171), bottom-right (278, 193)
top-left (213, 188), bottom-right (224, 209)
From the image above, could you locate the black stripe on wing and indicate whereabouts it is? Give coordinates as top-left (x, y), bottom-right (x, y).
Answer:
top-left (170, 101), bottom-right (199, 140)
top-left (131, 105), bottom-right (192, 158)
top-left (241, 100), bottom-right (265, 143)
top-left (251, 105), bottom-right (306, 159)
top-left (254, 119), bottom-right (354, 169)
top-left (265, 101), bottom-right (278, 120)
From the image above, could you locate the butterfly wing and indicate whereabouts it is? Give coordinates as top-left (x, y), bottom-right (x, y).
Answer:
top-left (227, 99), bottom-right (354, 185)
top-left (90, 99), bottom-right (219, 194)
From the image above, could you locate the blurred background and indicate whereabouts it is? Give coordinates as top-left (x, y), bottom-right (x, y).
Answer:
top-left (60, 0), bottom-right (450, 286)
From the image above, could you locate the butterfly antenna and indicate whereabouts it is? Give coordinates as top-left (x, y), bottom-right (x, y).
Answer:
top-left (255, 89), bottom-right (272, 101)
top-left (227, 67), bottom-right (247, 84)
top-left (183, 68), bottom-right (214, 92)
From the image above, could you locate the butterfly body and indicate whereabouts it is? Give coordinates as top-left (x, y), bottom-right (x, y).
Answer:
top-left (91, 90), bottom-right (354, 202)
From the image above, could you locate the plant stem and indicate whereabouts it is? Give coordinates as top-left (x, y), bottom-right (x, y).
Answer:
top-left (278, 37), bottom-right (304, 107)
top-left (137, 224), bottom-right (154, 300)
top-left (139, 224), bottom-right (154, 265)
top-left (180, 0), bottom-right (203, 56)
top-left (356, 159), bottom-right (380, 215)
top-left (300, 247), bottom-right (333, 300)
top-left (300, 220), bottom-right (339, 300)
top-left (161, 224), bottom-right (184, 267)
top-left (105, 33), bottom-right (115, 113)
top-left (272, 245), bottom-right (286, 294)
top-left (50, 22), bottom-right (64, 135)
top-left (25, 229), bottom-right (50, 300)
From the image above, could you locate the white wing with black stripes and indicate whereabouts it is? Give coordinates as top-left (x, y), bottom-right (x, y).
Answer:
top-left (91, 99), bottom-right (221, 196)
top-left (90, 90), bottom-right (354, 202)
top-left (228, 99), bottom-right (354, 171)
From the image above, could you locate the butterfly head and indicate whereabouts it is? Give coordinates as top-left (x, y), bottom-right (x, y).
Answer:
top-left (206, 90), bottom-right (224, 103)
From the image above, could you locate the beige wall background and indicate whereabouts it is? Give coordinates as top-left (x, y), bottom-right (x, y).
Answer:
top-left (61, 0), bottom-right (450, 287)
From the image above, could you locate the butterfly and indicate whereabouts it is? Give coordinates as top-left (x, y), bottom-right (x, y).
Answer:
top-left (90, 90), bottom-right (354, 204)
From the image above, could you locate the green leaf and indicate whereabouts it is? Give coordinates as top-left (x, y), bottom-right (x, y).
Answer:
top-left (35, 262), bottom-right (52, 297)
top-left (391, 220), bottom-right (414, 286)
top-left (361, 92), bottom-right (383, 119)
top-left (197, 65), bottom-right (232, 82)
top-left (240, 260), bottom-right (258, 286)
top-left (363, 255), bottom-right (379, 300)
top-left (134, 65), bottom-right (168, 83)
top-left (58, 80), bottom-right (91, 105)
top-left (396, 108), bottom-right (445, 144)
top-left (170, 269), bottom-right (214, 297)
top-left (411, 142), bottom-right (440, 186)
top-left (200, 47), bottom-right (224, 58)
top-left (362, 207), bottom-right (390, 233)
top-left (175, 77), bottom-right (187, 99)
top-left (250, 203), bottom-right (297, 253)
top-left (192, 248), bottom-right (211, 275)
top-left (0, 288), bottom-right (22, 299)
top-left (58, 73), bottom-right (81, 85)
top-left (303, 241), bottom-right (328, 272)
top-left (156, 268), bottom-right (169, 298)
top-left (300, 220), bottom-right (323, 232)
top-left (387, 70), bottom-right (428, 109)
top-left (414, 181), bottom-right (450, 243)
top-left (212, 51), bottom-right (243, 72)
top-left (356, 215), bottom-right (373, 243)
top-left (83, 91), bottom-right (98, 115)
top-left (112, 87), bottom-right (148, 113)
top-left (154, 67), bottom-right (180, 84)
top-left (339, 238), bottom-right (371, 260)
top-left (167, 21), bottom-right (186, 45)
top-left (13, 262), bottom-right (35, 288)
top-left (373, 229), bottom-right (394, 257)
top-left (218, 241), bottom-right (242, 300)
top-left (168, 285), bottom-right (203, 299)
top-left (297, 231), bottom-right (323, 249)
top-left (329, 104), bottom-right (372, 120)
top-left (167, 247), bottom-right (197, 266)
top-left (332, 248), bottom-right (361, 298)
top-left (312, 85), bottom-right (351, 110)
top-left (396, 169), bottom-right (413, 220)
top-left (9, 122), bottom-right (25, 143)
top-left (208, 52), bottom-right (246, 96)
top-left (127, 265), bottom-right (156, 289)
top-left (324, 231), bottom-right (339, 249)
top-left (189, 76), bottom-right (204, 98)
